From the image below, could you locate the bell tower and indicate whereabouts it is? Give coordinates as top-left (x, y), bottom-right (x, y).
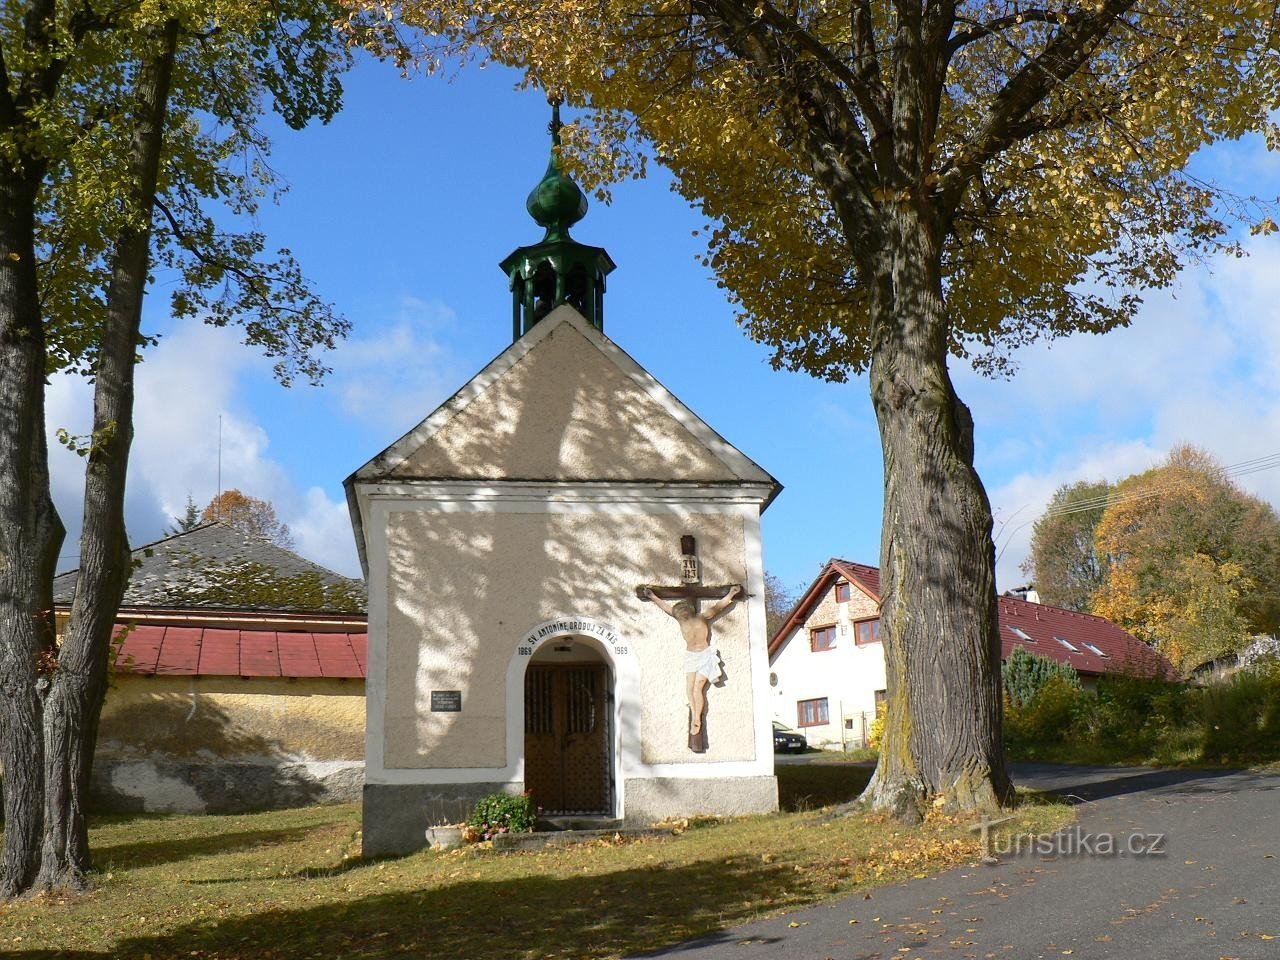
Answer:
top-left (500, 97), bottom-right (616, 340)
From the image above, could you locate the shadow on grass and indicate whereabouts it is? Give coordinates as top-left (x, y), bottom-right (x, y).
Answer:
top-left (93, 825), bottom-right (318, 871)
top-left (186, 854), bottom-right (385, 885)
top-left (1016, 764), bottom-right (1276, 804)
top-left (8, 856), bottom-right (801, 960)
top-left (777, 763), bottom-right (872, 812)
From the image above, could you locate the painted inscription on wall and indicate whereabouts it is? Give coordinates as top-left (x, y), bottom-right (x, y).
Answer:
top-left (516, 617), bottom-right (629, 658)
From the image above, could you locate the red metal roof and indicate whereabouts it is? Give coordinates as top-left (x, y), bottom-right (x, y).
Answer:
top-left (770, 558), bottom-right (1174, 679)
top-left (112, 624), bottom-right (366, 679)
top-left (993, 594), bottom-right (1172, 678)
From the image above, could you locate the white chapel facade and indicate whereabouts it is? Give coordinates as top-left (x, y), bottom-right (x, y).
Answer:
top-left (346, 105), bottom-right (782, 854)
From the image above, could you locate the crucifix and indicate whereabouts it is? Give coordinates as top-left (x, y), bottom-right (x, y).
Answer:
top-left (637, 535), bottom-right (744, 753)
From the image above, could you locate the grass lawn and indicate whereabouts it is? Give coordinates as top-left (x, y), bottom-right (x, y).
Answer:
top-left (0, 765), bottom-right (1070, 960)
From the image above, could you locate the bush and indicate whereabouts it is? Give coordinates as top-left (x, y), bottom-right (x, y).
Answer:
top-left (866, 714), bottom-right (885, 749)
top-left (1088, 674), bottom-right (1190, 758)
top-left (1003, 646), bottom-right (1081, 707)
top-left (1200, 663), bottom-right (1280, 764)
top-left (468, 792), bottom-right (537, 839)
top-left (1004, 674), bottom-right (1084, 755)
top-left (1004, 664), bottom-right (1280, 767)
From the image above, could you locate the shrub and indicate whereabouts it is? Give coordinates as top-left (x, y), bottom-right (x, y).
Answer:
top-left (468, 792), bottom-right (537, 839)
top-left (866, 714), bottom-right (885, 749)
top-left (1200, 663), bottom-right (1280, 764)
top-left (1088, 674), bottom-right (1189, 758)
top-left (1003, 646), bottom-right (1081, 707)
top-left (1004, 674), bottom-right (1084, 754)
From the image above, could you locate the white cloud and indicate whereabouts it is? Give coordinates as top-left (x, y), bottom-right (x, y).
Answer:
top-left (988, 440), bottom-right (1164, 589)
top-left (129, 324), bottom-right (290, 525)
top-left (48, 321), bottom-right (356, 576)
top-left (328, 296), bottom-right (466, 429)
top-left (46, 292), bottom-right (466, 581)
top-left (971, 240), bottom-right (1280, 589)
top-left (291, 486), bottom-right (361, 577)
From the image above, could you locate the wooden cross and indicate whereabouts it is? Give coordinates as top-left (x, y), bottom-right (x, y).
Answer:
top-left (633, 535), bottom-right (742, 602)
top-left (636, 536), bottom-right (744, 754)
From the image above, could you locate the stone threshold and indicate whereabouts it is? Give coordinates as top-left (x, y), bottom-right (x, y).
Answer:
top-left (492, 825), bottom-right (671, 852)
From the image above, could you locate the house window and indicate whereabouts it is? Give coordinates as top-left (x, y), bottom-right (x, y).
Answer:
top-left (1083, 641), bottom-right (1109, 658)
top-left (810, 625), bottom-right (837, 652)
top-left (1054, 635), bottom-right (1080, 652)
top-left (835, 582), bottom-right (852, 603)
top-left (1008, 625), bottom-right (1035, 642)
top-left (854, 618), bottom-right (880, 646)
top-left (797, 697), bottom-right (829, 727)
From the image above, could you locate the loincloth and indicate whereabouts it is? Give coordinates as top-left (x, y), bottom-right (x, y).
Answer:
top-left (684, 646), bottom-right (722, 682)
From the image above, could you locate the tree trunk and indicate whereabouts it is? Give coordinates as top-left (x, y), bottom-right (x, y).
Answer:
top-left (36, 21), bottom-right (180, 893)
top-left (858, 205), bottom-right (1013, 821)
top-left (0, 167), bottom-right (65, 898)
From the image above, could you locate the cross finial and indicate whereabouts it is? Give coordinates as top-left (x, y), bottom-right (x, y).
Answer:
top-left (547, 91), bottom-right (564, 145)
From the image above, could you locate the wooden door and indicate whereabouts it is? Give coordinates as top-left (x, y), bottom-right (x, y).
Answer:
top-left (524, 663), bottom-right (612, 816)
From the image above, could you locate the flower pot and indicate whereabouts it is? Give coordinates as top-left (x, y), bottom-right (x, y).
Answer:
top-left (425, 826), bottom-right (464, 851)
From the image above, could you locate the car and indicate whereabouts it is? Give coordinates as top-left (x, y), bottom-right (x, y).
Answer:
top-left (772, 721), bottom-right (807, 753)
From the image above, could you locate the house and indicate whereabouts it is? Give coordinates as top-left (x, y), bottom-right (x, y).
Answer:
top-left (767, 558), bottom-right (1175, 749)
top-left (52, 522), bottom-right (368, 813)
top-left (345, 104), bottom-right (782, 856)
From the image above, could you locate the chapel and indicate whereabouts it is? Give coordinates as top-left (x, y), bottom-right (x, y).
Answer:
top-left (346, 102), bottom-right (783, 855)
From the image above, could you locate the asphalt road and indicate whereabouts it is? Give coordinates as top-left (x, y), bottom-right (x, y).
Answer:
top-left (636, 763), bottom-right (1280, 960)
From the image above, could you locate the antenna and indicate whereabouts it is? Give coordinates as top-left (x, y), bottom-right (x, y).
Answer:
top-left (216, 414), bottom-right (222, 515)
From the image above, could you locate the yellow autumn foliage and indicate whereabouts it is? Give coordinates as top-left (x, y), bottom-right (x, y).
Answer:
top-left (346, 0), bottom-right (1280, 377)
top-left (1091, 446), bottom-right (1276, 672)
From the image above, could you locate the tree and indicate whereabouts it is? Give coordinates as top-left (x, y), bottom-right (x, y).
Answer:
top-left (1, 0), bottom-right (363, 896)
top-left (1091, 446), bottom-right (1280, 673)
top-left (1022, 480), bottom-right (1110, 611)
top-left (165, 494), bottom-right (202, 536)
top-left (1002, 645), bottom-right (1080, 707)
top-left (201, 490), bottom-right (295, 549)
top-left (363, 2), bottom-right (1280, 818)
top-left (763, 570), bottom-right (797, 637)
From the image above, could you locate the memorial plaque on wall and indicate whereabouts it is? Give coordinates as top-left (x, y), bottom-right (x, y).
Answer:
top-left (430, 690), bottom-right (462, 712)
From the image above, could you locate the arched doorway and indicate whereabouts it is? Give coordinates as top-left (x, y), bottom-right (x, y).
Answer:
top-left (523, 636), bottom-right (614, 817)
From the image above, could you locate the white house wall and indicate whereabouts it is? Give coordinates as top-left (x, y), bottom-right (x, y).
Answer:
top-left (769, 581), bottom-right (886, 748)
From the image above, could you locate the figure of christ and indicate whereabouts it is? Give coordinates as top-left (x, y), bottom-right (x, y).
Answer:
top-left (641, 584), bottom-right (744, 738)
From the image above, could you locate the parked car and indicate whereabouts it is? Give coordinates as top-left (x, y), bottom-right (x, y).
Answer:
top-left (772, 721), bottom-right (807, 753)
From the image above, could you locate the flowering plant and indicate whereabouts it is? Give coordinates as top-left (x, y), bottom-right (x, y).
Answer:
top-left (467, 792), bottom-right (537, 840)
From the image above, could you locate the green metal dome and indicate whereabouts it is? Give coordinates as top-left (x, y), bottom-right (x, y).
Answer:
top-left (526, 101), bottom-right (588, 241)
top-left (500, 97), bottom-right (616, 341)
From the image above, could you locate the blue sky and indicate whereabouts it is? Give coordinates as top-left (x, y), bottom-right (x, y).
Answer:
top-left (45, 56), bottom-right (1280, 598)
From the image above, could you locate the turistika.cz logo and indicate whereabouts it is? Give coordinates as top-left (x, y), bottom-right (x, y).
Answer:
top-left (970, 815), bottom-right (1167, 862)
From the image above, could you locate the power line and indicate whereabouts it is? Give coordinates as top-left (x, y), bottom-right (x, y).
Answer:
top-left (1034, 452), bottom-right (1280, 519)
top-left (994, 450), bottom-right (1280, 564)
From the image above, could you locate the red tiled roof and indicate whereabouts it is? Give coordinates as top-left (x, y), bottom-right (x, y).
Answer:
top-left (770, 558), bottom-right (1175, 679)
top-left (993, 594), bottom-right (1172, 678)
top-left (832, 559), bottom-right (880, 598)
top-left (112, 624), bottom-right (366, 679)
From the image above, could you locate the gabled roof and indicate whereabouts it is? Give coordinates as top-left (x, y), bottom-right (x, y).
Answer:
top-left (345, 305), bottom-right (781, 572)
top-left (54, 522), bottom-right (366, 615)
top-left (769, 558), bottom-right (1175, 679)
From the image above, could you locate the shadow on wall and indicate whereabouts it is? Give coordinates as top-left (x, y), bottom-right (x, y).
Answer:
top-left (380, 319), bottom-right (761, 780)
top-left (93, 689), bottom-right (363, 814)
